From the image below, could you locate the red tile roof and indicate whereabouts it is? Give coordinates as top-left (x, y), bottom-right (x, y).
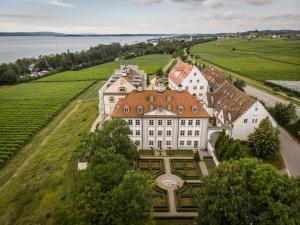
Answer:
top-left (168, 61), bottom-right (193, 86)
top-left (112, 90), bottom-right (209, 118)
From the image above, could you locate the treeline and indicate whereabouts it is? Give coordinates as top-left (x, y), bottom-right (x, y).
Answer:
top-left (0, 39), bottom-right (212, 85)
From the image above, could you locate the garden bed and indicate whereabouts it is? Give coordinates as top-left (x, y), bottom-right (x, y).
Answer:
top-left (139, 149), bottom-right (155, 156)
top-left (138, 159), bottom-right (165, 177)
top-left (149, 186), bottom-right (169, 212)
top-left (175, 183), bottom-right (202, 212)
top-left (203, 156), bottom-right (216, 172)
top-left (170, 159), bottom-right (202, 180)
top-left (166, 149), bottom-right (194, 156)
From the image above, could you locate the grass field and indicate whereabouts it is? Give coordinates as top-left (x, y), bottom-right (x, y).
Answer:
top-left (0, 81), bottom-right (94, 167)
top-left (0, 81), bottom-right (101, 224)
top-left (37, 54), bottom-right (171, 82)
top-left (191, 38), bottom-right (300, 81)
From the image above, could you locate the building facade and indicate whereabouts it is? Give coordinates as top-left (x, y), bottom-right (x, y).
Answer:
top-left (168, 61), bottom-right (208, 100)
top-left (111, 88), bottom-right (209, 150)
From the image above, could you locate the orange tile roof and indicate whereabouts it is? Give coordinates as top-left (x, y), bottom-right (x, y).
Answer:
top-left (112, 90), bottom-right (209, 118)
top-left (168, 61), bottom-right (193, 86)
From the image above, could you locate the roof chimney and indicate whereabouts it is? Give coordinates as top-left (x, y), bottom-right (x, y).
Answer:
top-left (158, 84), bottom-right (164, 93)
top-left (137, 86), bottom-right (143, 92)
top-left (178, 83), bottom-right (183, 93)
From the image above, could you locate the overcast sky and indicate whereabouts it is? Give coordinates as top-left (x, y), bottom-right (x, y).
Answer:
top-left (0, 0), bottom-right (299, 34)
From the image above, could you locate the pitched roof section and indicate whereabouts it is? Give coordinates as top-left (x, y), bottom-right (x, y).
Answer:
top-left (112, 90), bottom-right (209, 118)
top-left (202, 67), bottom-right (256, 123)
top-left (168, 61), bottom-right (193, 86)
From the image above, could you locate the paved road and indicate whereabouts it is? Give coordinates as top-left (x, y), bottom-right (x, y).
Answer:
top-left (245, 85), bottom-right (300, 177)
top-left (244, 86), bottom-right (300, 117)
top-left (279, 127), bottom-right (300, 177)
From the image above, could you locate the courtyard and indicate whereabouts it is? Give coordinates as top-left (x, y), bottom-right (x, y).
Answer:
top-left (138, 149), bottom-right (216, 218)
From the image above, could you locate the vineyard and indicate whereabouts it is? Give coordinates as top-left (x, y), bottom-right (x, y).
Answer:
top-left (191, 38), bottom-right (300, 81)
top-left (37, 54), bottom-right (171, 82)
top-left (0, 81), bottom-right (94, 167)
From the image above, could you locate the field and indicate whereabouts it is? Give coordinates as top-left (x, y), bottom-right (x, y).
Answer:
top-left (191, 38), bottom-right (300, 81)
top-left (0, 81), bottom-right (94, 167)
top-left (37, 54), bottom-right (171, 82)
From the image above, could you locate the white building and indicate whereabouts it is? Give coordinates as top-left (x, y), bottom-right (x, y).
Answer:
top-left (168, 61), bottom-right (208, 100)
top-left (111, 88), bottom-right (210, 150)
top-left (99, 65), bottom-right (147, 122)
top-left (202, 67), bottom-right (276, 140)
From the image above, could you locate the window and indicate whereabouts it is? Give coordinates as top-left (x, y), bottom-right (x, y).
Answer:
top-left (192, 106), bottom-right (198, 113)
top-left (180, 130), bottom-right (185, 136)
top-left (166, 130), bottom-right (171, 136)
top-left (149, 96), bottom-right (154, 102)
top-left (253, 119), bottom-right (258, 123)
top-left (119, 87), bottom-right (126, 93)
top-left (190, 79), bottom-right (192, 83)
top-left (187, 141), bottom-right (192, 146)
top-left (158, 120), bottom-right (163, 126)
top-left (180, 141), bottom-right (185, 146)
top-left (194, 72), bottom-right (197, 76)
top-left (136, 130), bottom-right (141, 136)
top-left (200, 86), bottom-right (204, 90)
top-left (195, 130), bottom-right (200, 136)
top-left (188, 120), bottom-right (193, 126)
top-left (181, 120), bottom-right (186, 126)
top-left (199, 93), bottom-right (203, 97)
top-left (149, 120), bottom-right (154, 126)
top-left (188, 130), bottom-right (192, 136)
top-left (136, 120), bottom-right (140, 126)
top-left (109, 96), bottom-right (114, 103)
top-left (255, 107), bottom-right (258, 111)
top-left (244, 119), bottom-right (248, 123)
top-left (124, 105), bottom-right (129, 113)
top-left (193, 86), bottom-right (197, 90)
top-left (167, 120), bottom-right (172, 126)
top-left (128, 120), bottom-right (133, 126)
top-left (149, 130), bottom-right (154, 136)
top-left (149, 140), bottom-right (154, 146)
top-left (158, 130), bottom-right (163, 136)
top-left (166, 96), bottom-right (172, 102)
top-left (137, 105), bottom-right (143, 113)
top-left (196, 120), bottom-right (200, 126)
top-left (135, 140), bottom-right (140, 146)
top-left (178, 106), bottom-right (184, 113)
top-left (166, 141), bottom-right (171, 146)
top-left (185, 86), bottom-right (189, 90)
top-left (197, 80), bottom-right (200, 83)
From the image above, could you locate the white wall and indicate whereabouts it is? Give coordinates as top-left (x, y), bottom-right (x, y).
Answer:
top-left (232, 101), bottom-right (276, 140)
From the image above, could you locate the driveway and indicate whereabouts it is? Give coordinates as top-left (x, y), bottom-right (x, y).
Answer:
top-left (279, 127), bottom-right (300, 177)
top-left (245, 85), bottom-right (300, 177)
top-left (244, 86), bottom-right (300, 117)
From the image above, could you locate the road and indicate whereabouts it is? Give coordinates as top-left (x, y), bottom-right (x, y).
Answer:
top-left (244, 86), bottom-right (300, 117)
top-left (245, 85), bottom-right (300, 177)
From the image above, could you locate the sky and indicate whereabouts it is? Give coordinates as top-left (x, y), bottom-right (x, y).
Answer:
top-left (0, 0), bottom-right (299, 34)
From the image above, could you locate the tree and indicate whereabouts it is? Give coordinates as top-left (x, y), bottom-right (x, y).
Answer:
top-left (233, 78), bottom-right (246, 91)
top-left (214, 130), bottom-right (244, 161)
top-left (248, 117), bottom-right (279, 158)
top-left (111, 171), bottom-right (154, 225)
top-left (197, 158), bottom-right (300, 225)
top-left (0, 68), bottom-right (19, 84)
top-left (271, 103), bottom-right (297, 126)
top-left (156, 68), bottom-right (164, 77)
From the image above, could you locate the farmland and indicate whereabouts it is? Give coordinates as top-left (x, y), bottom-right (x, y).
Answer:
top-left (191, 38), bottom-right (300, 81)
top-left (0, 81), bottom-right (94, 167)
top-left (37, 54), bottom-right (171, 82)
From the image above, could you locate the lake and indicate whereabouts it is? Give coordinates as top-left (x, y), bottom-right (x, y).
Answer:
top-left (0, 36), bottom-right (157, 63)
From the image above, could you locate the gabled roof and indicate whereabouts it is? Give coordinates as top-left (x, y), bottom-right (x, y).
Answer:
top-left (112, 90), bottom-right (209, 118)
top-left (168, 61), bottom-right (193, 86)
top-left (202, 67), bottom-right (256, 123)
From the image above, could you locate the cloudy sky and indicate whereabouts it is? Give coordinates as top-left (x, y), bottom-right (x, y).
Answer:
top-left (0, 0), bottom-right (299, 33)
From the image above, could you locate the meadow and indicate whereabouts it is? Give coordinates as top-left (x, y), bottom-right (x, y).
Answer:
top-left (0, 81), bottom-right (94, 167)
top-left (37, 54), bottom-right (171, 82)
top-left (191, 38), bottom-right (300, 81)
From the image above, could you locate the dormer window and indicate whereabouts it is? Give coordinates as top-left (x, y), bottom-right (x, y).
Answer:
top-left (137, 105), bottom-right (143, 113)
top-left (119, 87), bottom-right (126, 93)
top-left (124, 105), bottom-right (130, 113)
top-left (149, 96), bottom-right (154, 102)
top-left (178, 105), bottom-right (184, 113)
top-left (149, 105), bottom-right (154, 110)
top-left (158, 106), bottom-right (163, 112)
top-left (166, 95), bottom-right (172, 102)
top-left (167, 105), bottom-right (172, 111)
top-left (192, 106), bottom-right (198, 113)
top-left (109, 96), bottom-right (115, 103)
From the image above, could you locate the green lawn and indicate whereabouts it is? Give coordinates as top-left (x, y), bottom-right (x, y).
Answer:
top-left (191, 38), bottom-right (300, 81)
top-left (37, 54), bottom-right (171, 82)
top-left (0, 81), bottom-right (101, 225)
top-left (0, 81), bottom-right (94, 167)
